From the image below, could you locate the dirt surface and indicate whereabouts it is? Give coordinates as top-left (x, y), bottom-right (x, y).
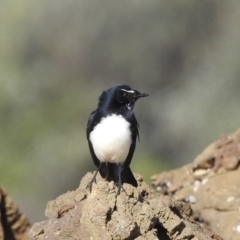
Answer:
top-left (151, 129), bottom-right (240, 240)
top-left (0, 187), bottom-right (30, 240)
top-left (28, 172), bottom-right (221, 240)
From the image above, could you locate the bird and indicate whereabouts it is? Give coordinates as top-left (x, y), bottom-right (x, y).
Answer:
top-left (86, 84), bottom-right (148, 193)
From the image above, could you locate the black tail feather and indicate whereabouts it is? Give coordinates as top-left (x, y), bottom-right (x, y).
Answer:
top-left (99, 163), bottom-right (138, 187)
top-left (121, 166), bottom-right (138, 187)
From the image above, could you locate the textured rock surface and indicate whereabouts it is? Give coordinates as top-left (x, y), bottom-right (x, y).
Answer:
top-left (28, 173), bottom-right (220, 240)
top-left (151, 129), bottom-right (240, 240)
top-left (0, 187), bottom-right (30, 240)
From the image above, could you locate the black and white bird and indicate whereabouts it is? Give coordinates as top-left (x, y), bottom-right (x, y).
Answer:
top-left (86, 84), bottom-right (148, 193)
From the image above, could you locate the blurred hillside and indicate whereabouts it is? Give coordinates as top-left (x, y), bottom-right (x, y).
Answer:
top-left (1, 0), bottom-right (240, 222)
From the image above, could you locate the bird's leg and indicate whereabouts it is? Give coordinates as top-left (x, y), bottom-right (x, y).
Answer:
top-left (104, 162), bottom-right (109, 180)
top-left (86, 162), bottom-right (103, 190)
top-left (117, 163), bottom-right (124, 195)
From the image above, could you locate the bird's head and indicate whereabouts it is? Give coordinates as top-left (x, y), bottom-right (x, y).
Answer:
top-left (99, 84), bottom-right (148, 111)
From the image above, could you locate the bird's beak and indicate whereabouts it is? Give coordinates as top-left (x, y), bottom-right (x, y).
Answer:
top-left (136, 92), bottom-right (149, 99)
top-left (129, 91), bottom-right (148, 110)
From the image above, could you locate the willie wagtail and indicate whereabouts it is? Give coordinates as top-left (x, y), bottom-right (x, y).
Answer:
top-left (86, 84), bottom-right (148, 193)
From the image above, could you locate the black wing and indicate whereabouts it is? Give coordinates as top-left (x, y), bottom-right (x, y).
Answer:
top-left (124, 112), bottom-right (139, 167)
top-left (120, 112), bottom-right (139, 187)
top-left (86, 110), bottom-right (100, 167)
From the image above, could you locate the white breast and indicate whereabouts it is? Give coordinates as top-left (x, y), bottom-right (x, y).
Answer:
top-left (89, 114), bottom-right (132, 164)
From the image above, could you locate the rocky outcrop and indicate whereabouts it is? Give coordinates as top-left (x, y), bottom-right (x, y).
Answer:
top-left (0, 187), bottom-right (30, 240)
top-left (28, 173), bottom-right (221, 240)
top-left (151, 129), bottom-right (240, 240)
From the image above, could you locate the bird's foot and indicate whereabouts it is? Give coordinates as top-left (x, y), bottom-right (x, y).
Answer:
top-left (86, 175), bottom-right (97, 191)
top-left (116, 184), bottom-right (128, 196)
top-left (137, 190), bottom-right (149, 203)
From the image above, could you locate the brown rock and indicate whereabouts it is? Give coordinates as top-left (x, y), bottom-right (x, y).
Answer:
top-left (151, 129), bottom-right (240, 240)
top-left (0, 187), bottom-right (30, 240)
top-left (29, 173), bottom-right (219, 240)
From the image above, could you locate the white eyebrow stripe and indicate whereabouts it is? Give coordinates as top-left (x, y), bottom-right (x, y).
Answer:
top-left (121, 89), bottom-right (135, 93)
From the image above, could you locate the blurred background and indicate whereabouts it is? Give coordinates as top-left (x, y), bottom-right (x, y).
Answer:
top-left (1, 0), bottom-right (240, 223)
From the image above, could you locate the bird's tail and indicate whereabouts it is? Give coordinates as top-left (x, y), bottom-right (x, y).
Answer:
top-left (99, 163), bottom-right (138, 187)
top-left (121, 166), bottom-right (138, 187)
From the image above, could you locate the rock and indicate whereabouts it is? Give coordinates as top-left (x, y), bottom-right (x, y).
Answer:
top-left (29, 173), bottom-right (219, 240)
top-left (151, 129), bottom-right (240, 240)
top-left (0, 187), bottom-right (30, 240)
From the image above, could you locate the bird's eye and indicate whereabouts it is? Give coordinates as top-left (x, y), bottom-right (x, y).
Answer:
top-left (123, 92), bottom-right (129, 98)
top-left (121, 89), bottom-right (134, 99)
